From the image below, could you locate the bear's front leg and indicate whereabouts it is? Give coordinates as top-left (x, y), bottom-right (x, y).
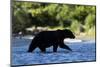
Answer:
top-left (59, 43), bottom-right (72, 51)
top-left (53, 44), bottom-right (58, 52)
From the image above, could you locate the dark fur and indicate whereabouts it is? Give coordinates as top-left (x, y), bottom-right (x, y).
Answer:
top-left (28, 29), bottom-right (75, 53)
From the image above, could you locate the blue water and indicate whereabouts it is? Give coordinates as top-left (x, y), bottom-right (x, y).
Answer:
top-left (11, 37), bottom-right (96, 66)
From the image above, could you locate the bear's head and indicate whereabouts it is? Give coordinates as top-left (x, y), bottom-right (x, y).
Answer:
top-left (62, 29), bottom-right (75, 39)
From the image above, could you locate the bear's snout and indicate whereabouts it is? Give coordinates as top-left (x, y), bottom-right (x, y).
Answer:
top-left (72, 35), bottom-right (75, 39)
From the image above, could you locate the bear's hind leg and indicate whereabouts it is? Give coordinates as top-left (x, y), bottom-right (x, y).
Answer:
top-left (59, 43), bottom-right (72, 51)
top-left (28, 45), bottom-right (37, 52)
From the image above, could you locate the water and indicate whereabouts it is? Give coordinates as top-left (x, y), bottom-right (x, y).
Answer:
top-left (11, 36), bottom-right (96, 66)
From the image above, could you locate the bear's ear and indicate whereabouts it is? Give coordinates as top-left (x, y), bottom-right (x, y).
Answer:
top-left (63, 29), bottom-right (72, 34)
top-left (57, 29), bottom-right (61, 31)
top-left (64, 29), bottom-right (72, 32)
top-left (64, 29), bottom-right (68, 31)
top-left (57, 29), bottom-right (62, 33)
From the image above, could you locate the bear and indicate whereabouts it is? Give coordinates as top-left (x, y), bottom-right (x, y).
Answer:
top-left (27, 29), bottom-right (75, 53)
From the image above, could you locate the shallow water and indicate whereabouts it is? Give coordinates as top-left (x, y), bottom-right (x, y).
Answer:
top-left (11, 37), bottom-right (96, 66)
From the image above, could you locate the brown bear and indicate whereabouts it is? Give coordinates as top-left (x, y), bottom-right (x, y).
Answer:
top-left (27, 29), bottom-right (75, 53)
